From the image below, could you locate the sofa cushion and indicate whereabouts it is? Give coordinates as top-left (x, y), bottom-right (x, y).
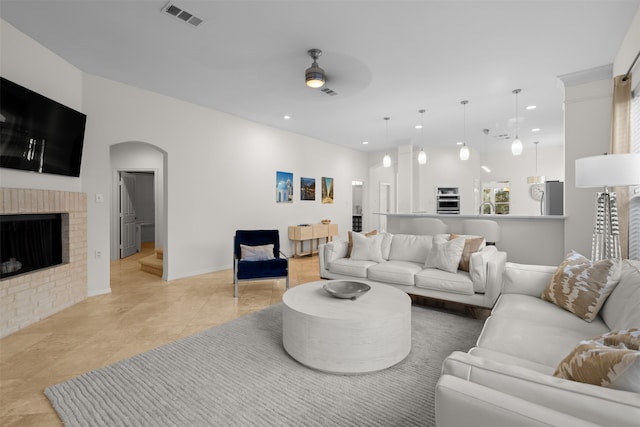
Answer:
top-left (554, 328), bottom-right (640, 392)
top-left (388, 234), bottom-right (433, 263)
top-left (380, 232), bottom-right (393, 260)
top-left (450, 234), bottom-right (485, 272)
top-left (415, 268), bottom-right (474, 295)
top-left (367, 260), bottom-right (422, 286)
top-left (424, 234), bottom-right (465, 273)
top-left (349, 232), bottom-right (384, 262)
top-left (492, 294), bottom-right (610, 337)
top-left (541, 250), bottom-right (622, 322)
top-left (601, 260), bottom-right (640, 331)
top-left (327, 258), bottom-right (376, 278)
top-left (476, 316), bottom-right (603, 368)
top-left (468, 347), bottom-right (556, 375)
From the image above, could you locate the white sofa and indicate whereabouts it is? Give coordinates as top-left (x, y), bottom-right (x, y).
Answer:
top-left (436, 260), bottom-right (640, 427)
top-left (318, 231), bottom-right (507, 309)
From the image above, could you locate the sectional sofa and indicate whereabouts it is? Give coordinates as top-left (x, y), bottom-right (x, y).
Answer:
top-left (436, 257), bottom-right (640, 426)
top-left (318, 231), bottom-right (507, 309)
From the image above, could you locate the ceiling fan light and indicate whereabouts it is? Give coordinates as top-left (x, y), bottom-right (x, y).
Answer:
top-left (383, 153), bottom-right (391, 168)
top-left (305, 65), bottom-right (325, 88)
top-left (511, 138), bottom-right (523, 156)
top-left (459, 144), bottom-right (470, 161)
top-left (418, 149), bottom-right (427, 165)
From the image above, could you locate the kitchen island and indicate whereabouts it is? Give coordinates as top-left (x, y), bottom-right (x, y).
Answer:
top-left (379, 212), bottom-right (567, 266)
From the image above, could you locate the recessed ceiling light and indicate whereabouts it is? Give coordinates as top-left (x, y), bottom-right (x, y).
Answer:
top-left (532, 128), bottom-right (540, 132)
top-left (526, 105), bottom-right (537, 110)
top-left (481, 165), bottom-right (491, 173)
top-left (283, 115), bottom-right (291, 120)
top-left (456, 141), bottom-right (463, 145)
top-left (362, 141), bottom-right (369, 145)
top-left (415, 125), bottom-right (423, 129)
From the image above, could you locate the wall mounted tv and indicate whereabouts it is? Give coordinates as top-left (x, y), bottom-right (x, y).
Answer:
top-left (0, 77), bottom-right (86, 177)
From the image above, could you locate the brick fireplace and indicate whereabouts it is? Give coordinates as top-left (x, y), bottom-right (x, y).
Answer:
top-left (0, 188), bottom-right (87, 338)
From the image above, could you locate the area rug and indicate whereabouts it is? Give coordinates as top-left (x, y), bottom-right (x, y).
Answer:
top-left (45, 304), bottom-right (483, 427)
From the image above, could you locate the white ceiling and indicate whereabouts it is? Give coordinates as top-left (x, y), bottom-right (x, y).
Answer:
top-left (1, 0), bottom-right (638, 154)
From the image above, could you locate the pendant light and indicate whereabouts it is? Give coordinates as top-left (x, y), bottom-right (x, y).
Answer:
top-left (382, 117), bottom-right (391, 168)
top-left (417, 109), bottom-right (427, 165)
top-left (459, 100), bottom-right (470, 161)
top-left (511, 89), bottom-right (523, 156)
top-left (527, 141), bottom-right (545, 184)
top-left (305, 49), bottom-right (325, 89)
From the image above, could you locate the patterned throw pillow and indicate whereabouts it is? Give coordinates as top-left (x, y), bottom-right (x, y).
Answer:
top-left (554, 329), bottom-right (640, 392)
top-left (450, 233), bottom-right (485, 272)
top-left (541, 250), bottom-right (622, 322)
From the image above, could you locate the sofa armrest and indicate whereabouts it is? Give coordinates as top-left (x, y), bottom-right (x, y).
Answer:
top-left (436, 375), bottom-right (603, 427)
top-left (503, 262), bottom-right (557, 296)
top-left (440, 351), bottom-right (640, 427)
top-left (318, 239), bottom-right (348, 278)
top-left (469, 246), bottom-right (506, 300)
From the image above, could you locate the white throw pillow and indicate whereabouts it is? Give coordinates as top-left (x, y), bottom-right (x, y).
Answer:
top-left (240, 244), bottom-right (275, 261)
top-left (324, 239), bottom-right (349, 264)
top-left (350, 232), bottom-right (384, 262)
top-left (424, 235), bottom-right (465, 273)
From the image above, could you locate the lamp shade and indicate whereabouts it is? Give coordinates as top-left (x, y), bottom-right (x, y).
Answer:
top-left (575, 153), bottom-right (640, 188)
top-left (383, 153), bottom-right (391, 168)
top-left (418, 149), bottom-right (427, 165)
top-left (459, 145), bottom-right (470, 161)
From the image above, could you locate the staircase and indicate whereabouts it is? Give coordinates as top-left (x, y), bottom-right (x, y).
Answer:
top-left (139, 248), bottom-right (163, 277)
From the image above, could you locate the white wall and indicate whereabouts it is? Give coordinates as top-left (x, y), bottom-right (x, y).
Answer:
top-left (81, 74), bottom-right (368, 293)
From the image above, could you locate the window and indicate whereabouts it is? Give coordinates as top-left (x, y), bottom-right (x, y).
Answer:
top-left (482, 181), bottom-right (510, 214)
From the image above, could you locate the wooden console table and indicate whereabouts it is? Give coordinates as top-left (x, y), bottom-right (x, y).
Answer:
top-left (288, 223), bottom-right (338, 258)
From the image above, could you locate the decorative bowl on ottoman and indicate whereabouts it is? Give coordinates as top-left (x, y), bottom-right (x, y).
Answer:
top-left (323, 281), bottom-right (371, 299)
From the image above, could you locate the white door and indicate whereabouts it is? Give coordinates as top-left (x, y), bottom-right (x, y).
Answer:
top-left (120, 172), bottom-right (137, 258)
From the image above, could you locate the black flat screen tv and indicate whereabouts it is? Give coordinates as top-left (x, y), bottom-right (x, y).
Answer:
top-left (0, 77), bottom-right (86, 177)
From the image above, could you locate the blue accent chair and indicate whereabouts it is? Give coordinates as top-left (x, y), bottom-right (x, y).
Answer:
top-left (233, 230), bottom-right (289, 297)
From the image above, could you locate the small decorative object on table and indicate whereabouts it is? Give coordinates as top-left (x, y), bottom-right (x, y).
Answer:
top-left (323, 281), bottom-right (371, 300)
top-left (321, 219), bottom-right (331, 224)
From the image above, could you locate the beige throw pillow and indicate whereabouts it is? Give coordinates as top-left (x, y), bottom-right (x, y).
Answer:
top-left (554, 328), bottom-right (640, 392)
top-left (347, 230), bottom-right (377, 258)
top-left (424, 234), bottom-right (465, 273)
top-left (541, 250), bottom-right (622, 322)
top-left (450, 233), bottom-right (485, 272)
top-left (240, 244), bottom-right (275, 261)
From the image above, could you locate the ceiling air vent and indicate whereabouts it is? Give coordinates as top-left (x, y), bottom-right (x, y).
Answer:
top-left (320, 87), bottom-right (339, 97)
top-left (162, 2), bottom-right (204, 27)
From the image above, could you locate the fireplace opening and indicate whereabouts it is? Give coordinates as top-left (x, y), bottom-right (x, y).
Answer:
top-left (1, 213), bottom-right (63, 279)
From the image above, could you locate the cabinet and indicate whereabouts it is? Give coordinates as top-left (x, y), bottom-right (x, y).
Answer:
top-left (288, 223), bottom-right (338, 257)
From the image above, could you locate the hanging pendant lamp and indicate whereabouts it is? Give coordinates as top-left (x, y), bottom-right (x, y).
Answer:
top-left (511, 89), bottom-right (523, 156)
top-left (459, 100), bottom-right (470, 161)
top-left (383, 117), bottom-right (391, 167)
top-left (527, 141), bottom-right (545, 183)
top-left (417, 109), bottom-right (427, 165)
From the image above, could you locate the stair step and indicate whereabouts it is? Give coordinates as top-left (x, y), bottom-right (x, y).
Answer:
top-left (139, 254), bottom-right (163, 277)
top-left (155, 248), bottom-right (163, 259)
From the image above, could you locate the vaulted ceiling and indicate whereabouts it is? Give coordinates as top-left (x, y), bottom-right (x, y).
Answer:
top-left (2, 1), bottom-right (638, 154)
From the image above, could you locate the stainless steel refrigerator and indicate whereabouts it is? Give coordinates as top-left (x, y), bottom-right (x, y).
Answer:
top-left (542, 181), bottom-right (564, 215)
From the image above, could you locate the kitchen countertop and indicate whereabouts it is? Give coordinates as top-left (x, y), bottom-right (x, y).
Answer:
top-left (375, 212), bottom-right (567, 220)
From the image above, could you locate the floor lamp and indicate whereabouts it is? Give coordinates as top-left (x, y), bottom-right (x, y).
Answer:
top-left (575, 153), bottom-right (640, 260)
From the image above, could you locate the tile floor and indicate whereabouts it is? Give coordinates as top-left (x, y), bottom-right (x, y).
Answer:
top-left (0, 244), bottom-right (319, 426)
